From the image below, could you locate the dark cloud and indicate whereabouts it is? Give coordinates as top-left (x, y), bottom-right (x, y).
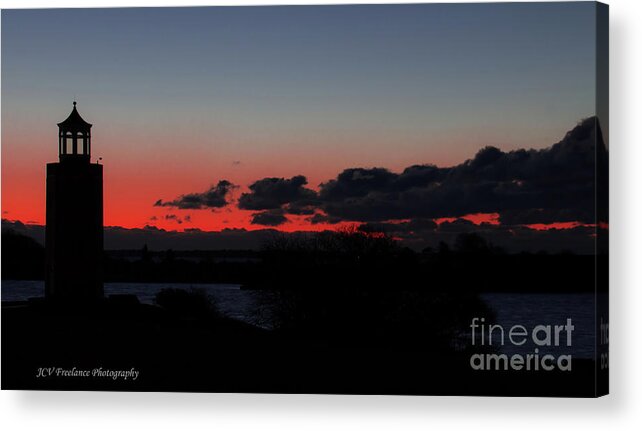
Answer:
top-left (284, 201), bottom-right (317, 216)
top-left (165, 214), bottom-right (182, 224)
top-left (238, 175), bottom-right (317, 212)
top-left (308, 213), bottom-right (343, 225)
top-left (317, 117), bottom-right (606, 223)
top-left (162, 214), bottom-right (193, 224)
top-left (155, 180), bottom-right (236, 210)
top-left (319, 168), bottom-right (397, 201)
top-left (250, 209), bottom-right (288, 226)
top-left (393, 164), bottom-right (442, 190)
top-left (498, 208), bottom-right (594, 225)
top-left (436, 218), bottom-right (477, 232)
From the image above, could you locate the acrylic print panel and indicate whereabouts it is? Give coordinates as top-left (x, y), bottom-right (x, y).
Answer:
top-left (1, 2), bottom-right (608, 396)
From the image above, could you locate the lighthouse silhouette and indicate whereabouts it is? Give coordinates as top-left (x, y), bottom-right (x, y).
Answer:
top-left (45, 102), bottom-right (104, 302)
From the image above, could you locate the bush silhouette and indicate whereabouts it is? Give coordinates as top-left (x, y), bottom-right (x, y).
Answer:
top-left (154, 287), bottom-right (218, 318)
top-left (1, 229), bottom-right (45, 280)
top-left (255, 225), bottom-right (494, 353)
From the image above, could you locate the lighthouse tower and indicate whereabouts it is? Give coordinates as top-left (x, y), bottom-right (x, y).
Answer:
top-left (45, 102), bottom-right (104, 302)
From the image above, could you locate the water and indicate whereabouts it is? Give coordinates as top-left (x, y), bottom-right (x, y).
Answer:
top-left (1, 280), bottom-right (270, 327)
top-left (479, 293), bottom-right (595, 359)
top-left (1, 281), bottom-right (597, 358)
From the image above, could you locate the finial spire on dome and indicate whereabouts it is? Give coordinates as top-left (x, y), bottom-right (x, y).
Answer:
top-left (57, 101), bottom-right (92, 130)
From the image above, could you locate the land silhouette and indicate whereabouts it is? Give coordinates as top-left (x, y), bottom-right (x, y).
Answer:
top-left (2, 227), bottom-right (603, 294)
top-left (2, 224), bottom-right (605, 395)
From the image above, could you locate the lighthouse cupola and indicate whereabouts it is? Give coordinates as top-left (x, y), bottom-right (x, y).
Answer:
top-left (57, 101), bottom-right (92, 162)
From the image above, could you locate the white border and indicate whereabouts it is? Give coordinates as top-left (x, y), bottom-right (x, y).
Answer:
top-left (2, 0), bottom-right (641, 429)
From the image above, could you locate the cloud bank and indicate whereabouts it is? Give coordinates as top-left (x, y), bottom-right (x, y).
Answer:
top-left (145, 116), bottom-right (606, 251)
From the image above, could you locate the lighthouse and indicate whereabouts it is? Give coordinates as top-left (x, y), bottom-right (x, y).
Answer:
top-left (45, 102), bottom-right (104, 302)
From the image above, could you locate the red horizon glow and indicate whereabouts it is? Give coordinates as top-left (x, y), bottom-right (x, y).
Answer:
top-left (525, 221), bottom-right (596, 231)
top-left (1, 128), bottom-right (600, 235)
top-left (1, 210), bottom-right (597, 234)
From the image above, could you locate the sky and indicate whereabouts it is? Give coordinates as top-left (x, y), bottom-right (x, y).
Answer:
top-left (1, 3), bottom-right (603, 233)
